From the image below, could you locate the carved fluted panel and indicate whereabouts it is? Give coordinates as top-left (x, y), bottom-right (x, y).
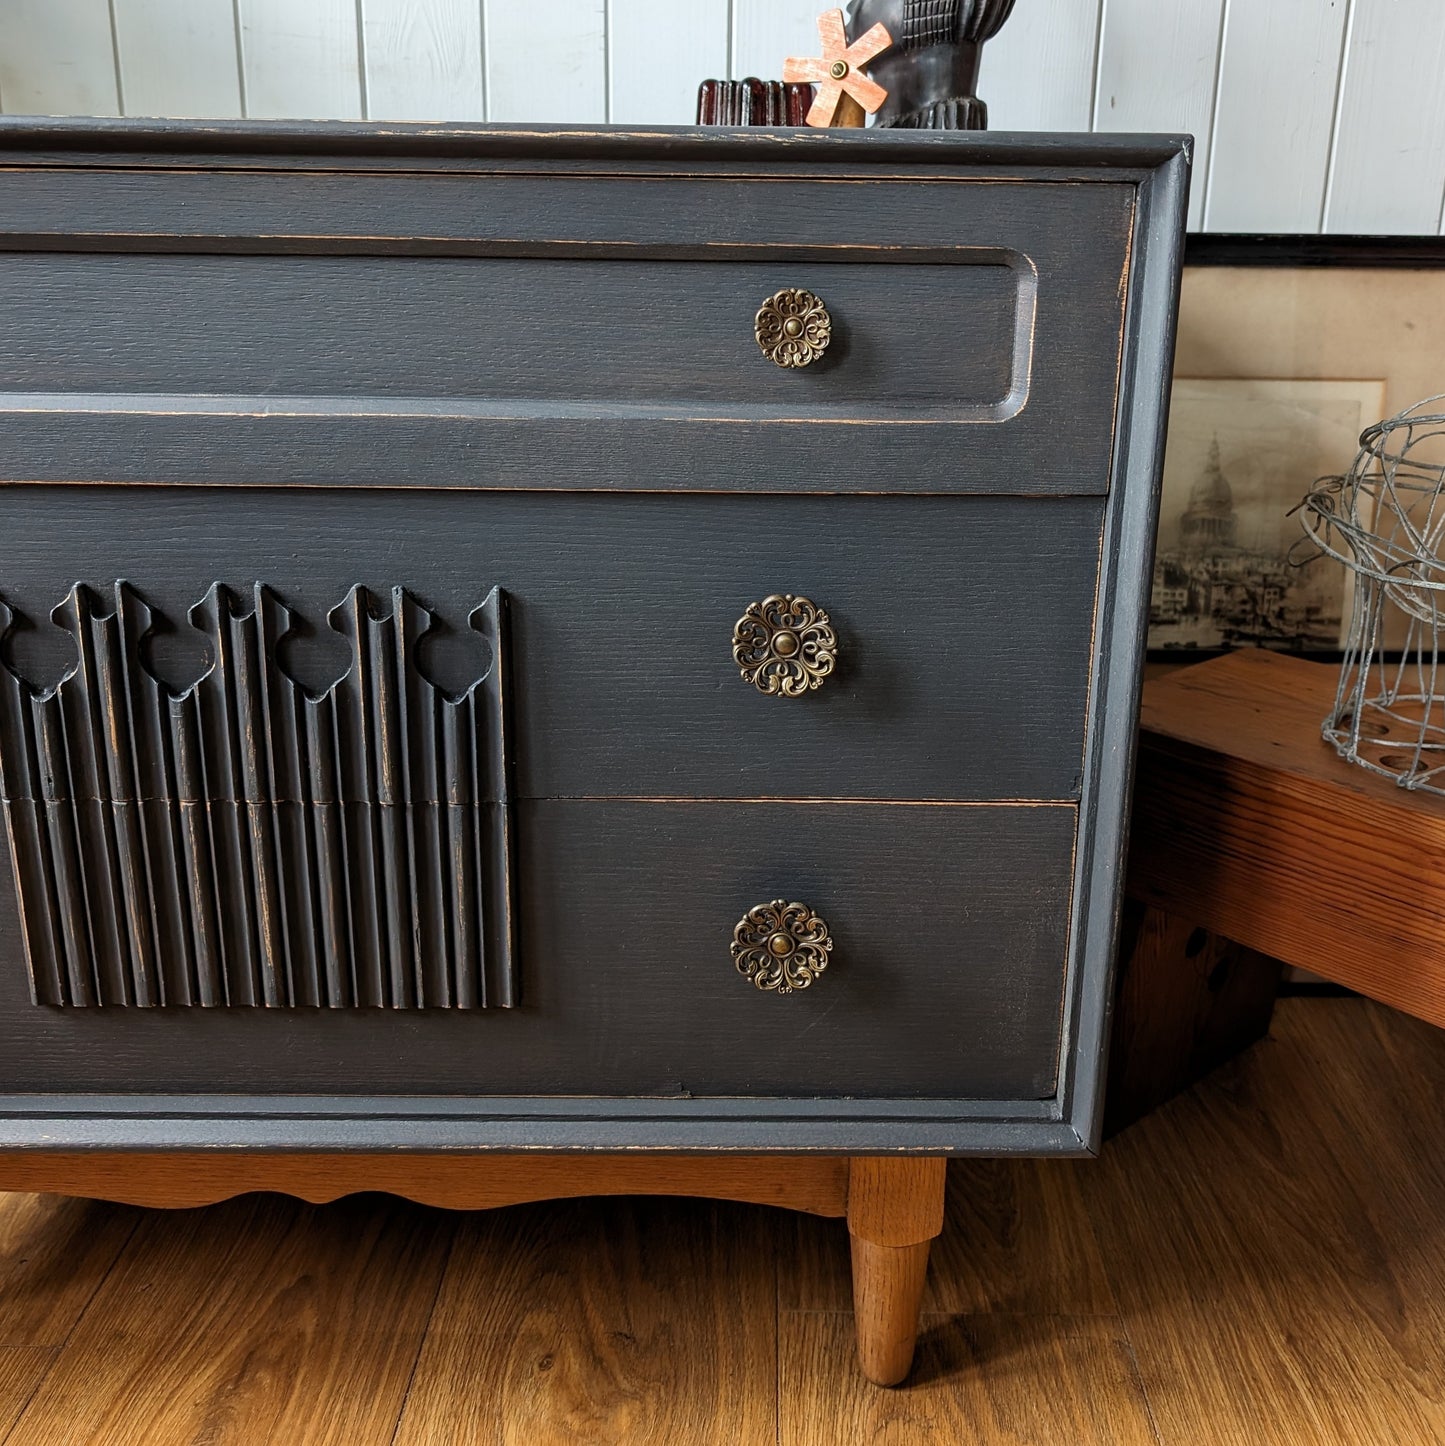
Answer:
top-left (0, 583), bottom-right (515, 1010)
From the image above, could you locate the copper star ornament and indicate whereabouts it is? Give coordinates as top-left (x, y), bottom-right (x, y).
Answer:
top-left (782, 8), bottom-right (893, 128)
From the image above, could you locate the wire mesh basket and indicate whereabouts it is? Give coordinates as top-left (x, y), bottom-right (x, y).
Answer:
top-left (1298, 395), bottom-right (1445, 793)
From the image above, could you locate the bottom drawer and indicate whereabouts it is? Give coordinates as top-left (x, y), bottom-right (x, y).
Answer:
top-left (0, 801), bottom-right (1076, 1101)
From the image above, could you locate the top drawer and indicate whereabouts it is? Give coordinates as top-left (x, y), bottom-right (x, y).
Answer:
top-left (0, 166), bottom-right (1132, 495)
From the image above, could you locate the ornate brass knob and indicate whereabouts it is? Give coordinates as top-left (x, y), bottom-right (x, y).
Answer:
top-left (731, 899), bottom-right (833, 994)
top-left (732, 594), bottom-right (837, 697)
top-left (755, 288), bottom-right (831, 367)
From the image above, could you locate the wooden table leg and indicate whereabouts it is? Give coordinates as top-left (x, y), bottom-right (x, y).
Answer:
top-left (846, 1155), bottom-right (947, 1386)
top-left (1106, 899), bottom-right (1282, 1136)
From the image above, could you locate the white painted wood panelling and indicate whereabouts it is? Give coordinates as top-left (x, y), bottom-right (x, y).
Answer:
top-left (0, 0), bottom-right (119, 116)
top-left (1093, 0), bottom-right (1224, 230)
top-left (6, 0), bottom-right (1445, 235)
top-left (112, 0), bottom-right (242, 117)
top-left (1205, 0), bottom-right (1351, 232)
top-left (609, 0), bottom-right (728, 125)
top-left (1324, 0), bottom-right (1445, 235)
top-left (978, 0), bottom-right (1103, 133)
top-left (732, 0), bottom-right (827, 83)
top-left (239, 0), bottom-right (363, 118)
top-left (361, 0), bottom-right (485, 120)
top-left (485, 0), bottom-right (606, 122)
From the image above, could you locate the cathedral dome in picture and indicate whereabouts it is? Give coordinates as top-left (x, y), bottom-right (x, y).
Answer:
top-left (1179, 437), bottom-right (1239, 551)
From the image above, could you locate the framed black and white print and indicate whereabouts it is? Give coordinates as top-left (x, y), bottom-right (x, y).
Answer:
top-left (1151, 235), bottom-right (1445, 656)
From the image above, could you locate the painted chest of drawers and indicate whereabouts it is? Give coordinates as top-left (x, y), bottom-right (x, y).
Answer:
top-left (0, 120), bottom-right (1187, 1383)
top-left (0, 121), bottom-right (1187, 1160)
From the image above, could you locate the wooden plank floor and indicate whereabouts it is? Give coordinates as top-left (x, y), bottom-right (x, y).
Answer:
top-left (1, 996), bottom-right (1442, 1444)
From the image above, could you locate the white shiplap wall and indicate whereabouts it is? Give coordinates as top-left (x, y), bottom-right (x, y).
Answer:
top-left (0, 0), bottom-right (1438, 234)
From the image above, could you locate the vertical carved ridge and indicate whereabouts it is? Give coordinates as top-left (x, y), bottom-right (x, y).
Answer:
top-left (93, 600), bottom-right (158, 1007)
top-left (36, 688), bottom-right (96, 1007)
top-left (258, 586), bottom-right (319, 1008)
top-left (370, 593), bottom-right (412, 1009)
top-left (358, 587), bottom-right (410, 1006)
top-left (229, 596), bottom-right (286, 1008)
top-left (117, 583), bottom-right (194, 1007)
top-left (442, 700), bottom-right (477, 1010)
top-left (170, 692), bottom-right (223, 1008)
top-left (193, 587), bottom-right (255, 1008)
top-left (305, 694), bottom-right (350, 1009)
top-left (0, 582), bottom-right (515, 1012)
top-left (0, 601), bottom-right (67, 1006)
top-left (470, 588), bottom-right (516, 1009)
top-left (56, 587), bottom-right (131, 1006)
top-left (397, 589), bottom-right (446, 1009)
top-left (332, 588), bottom-right (386, 1010)
top-left (4, 799), bottom-right (64, 1005)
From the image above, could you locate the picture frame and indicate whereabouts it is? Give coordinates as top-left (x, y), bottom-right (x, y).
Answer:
top-left (1151, 234), bottom-right (1445, 657)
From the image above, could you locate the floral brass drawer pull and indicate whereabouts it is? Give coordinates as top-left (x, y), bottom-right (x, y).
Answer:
top-left (731, 900), bottom-right (834, 994)
top-left (732, 594), bottom-right (837, 697)
top-left (754, 288), bottom-right (832, 367)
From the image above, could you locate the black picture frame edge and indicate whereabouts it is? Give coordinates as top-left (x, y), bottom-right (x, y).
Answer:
top-left (1186, 233), bottom-right (1445, 268)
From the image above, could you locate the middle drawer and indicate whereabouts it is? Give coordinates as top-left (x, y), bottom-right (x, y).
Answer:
top-left (0, 488), bottom-right (1105, 802)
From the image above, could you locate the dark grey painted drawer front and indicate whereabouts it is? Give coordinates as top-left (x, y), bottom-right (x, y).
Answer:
top-left (0, 801), bottom-right (1075, 1100)
top-left (0, 487), bottom-right (1101, 803)
top-left (1, 255), bottom-right (1028, 420)
top-left (0, 167), bottom-right (1130, 495)
top-left (0, 122), bottom-right (1190, 1152)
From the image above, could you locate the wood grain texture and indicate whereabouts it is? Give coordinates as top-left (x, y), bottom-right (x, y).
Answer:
top-left (927, 1159), bottom-right (1118, 1316)
top-left (0, 1152), bottom-right (849, 1216)
top-left (1105, 899), bottom-right (1281, 1135)
top-left (484, 0), bottom-right (606, 123)
top-left (0, 0), bottom-right (120, 117)
top-left (0, 1349), bottom-right (54, 1440)
top-left (780, 1311), bottom-right (1159, 1445)
top-left (0, 492), bottom-right (1101, 805)
top-left (1081, 998), bottom-right (1445, 1446)
top-left (110, 0), bottom-right (242, 118)
top-left (0, 581), bottom-right (515, 1014)
top-left (1129, 649), bottom-right (1445, 1026)
top-left (1093, 0), bottom-right (1223, 229)
top-left (1204, 0), bottom-right (1349, 230)
top-left (7, 1194), bottom-right (452, 1446)
top-left (849, 1238), bottom-right (932, 1386)
top-left (0, 1000), bottom-right (1442, 1435)
top-left (0, 1194), bottom-right (139, 1344)
top-left (0, 167), bottom-right (1132, 498)
top-left (786, 1156), bottom-right (1118, 1316)
top-left (845, 1156), bottom-right (947, 1383)
top-left (846, 1156), bottom-right (946, 1247)
top-left (237, 0), bottom-right (363, 119)
top-left (0, 799), bottom-right (1078, 1101)
top-left (392, 1196), bottom-right (777, 1445)
top-left (0, 255), bottom-right (1023, 414)
top-left (1324, 0), bottom-right (1445, 234)
top-left (0, 122), bottom-right (1184, 1154)
top-left (360, 0), bottom-right (485, 121)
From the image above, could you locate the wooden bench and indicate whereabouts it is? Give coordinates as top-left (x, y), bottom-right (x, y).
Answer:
top-left (1109, 649), bottom-right (1445, 1132)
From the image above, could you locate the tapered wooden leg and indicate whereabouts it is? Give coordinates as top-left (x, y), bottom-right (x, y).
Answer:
top-left (846, 1156), bottom-right (948, 1386)
top-left (850, 1236), bottom-right (933, 1386)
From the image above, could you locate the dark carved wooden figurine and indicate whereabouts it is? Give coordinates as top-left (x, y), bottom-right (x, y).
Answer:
top-left (847, 0), bottom-right (1017, 129)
